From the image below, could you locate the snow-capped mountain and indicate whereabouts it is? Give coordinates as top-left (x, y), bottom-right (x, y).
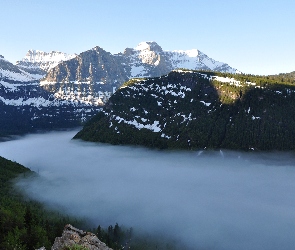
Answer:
top-left (41, 41), bottom-right (240, 84)
top-left (0, 54), bottom-right (57, 107)
top-left (0, 55), bottom-right (100, 136)
top-left (40, 41), bottom-right (239, 105)
top-left (16, 50), bottom-right (76, 79)
top-left (0, 55), bottom-right (40, 82)
top-left (168, 49), bottom-right (239, 73)
top-left (40, 46), bottom-right (126, 106)
top-left (121, 41), bottom-right (240, 78)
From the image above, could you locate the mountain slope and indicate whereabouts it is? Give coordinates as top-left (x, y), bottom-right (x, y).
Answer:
top-left (74, 70), bottom-right (295, 151)
top-left (0, 55), bottom-right (101, 136)
top-left (0, 55), bottom-right (39, 82)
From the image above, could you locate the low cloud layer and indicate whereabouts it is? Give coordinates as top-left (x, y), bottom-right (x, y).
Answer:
top-left (0, 130), bottom-right (295, 250)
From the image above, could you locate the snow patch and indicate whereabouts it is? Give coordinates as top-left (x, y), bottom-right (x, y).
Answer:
top-left (252, 116), bottom-right (261, 120)
top-left (114, 116), bottom-right (162, 133)
top-left (0, 96), bottom-right (52, 107)
top-left (200, 101), bottom-right (211, 106)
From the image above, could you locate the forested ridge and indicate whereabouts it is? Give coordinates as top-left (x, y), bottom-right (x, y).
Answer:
top-left (0, 156), bottom-right (86, 249)
top-left (0, 156), bottom-right (186, 249)
top-left (0, 157), bottom-right (128, 249)
top-left (75, 70), bottom-right (295, 151)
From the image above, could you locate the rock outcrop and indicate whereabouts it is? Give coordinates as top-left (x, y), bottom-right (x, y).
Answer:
top-left (37, 224), bottom-right (112, 250)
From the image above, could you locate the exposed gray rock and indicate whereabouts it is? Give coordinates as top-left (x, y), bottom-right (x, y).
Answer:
top-left (43, 46), bottom-right (128, 92)
top-left (51, 224), bottom-right (112, 250)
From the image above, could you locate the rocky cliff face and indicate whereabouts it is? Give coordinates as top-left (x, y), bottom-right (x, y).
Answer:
top-left (40, 46), bottom-right (128, 107)
top-left (43, 46), bottom-right (128, 91)
top-left (37, 224), bottom-right (112, 250)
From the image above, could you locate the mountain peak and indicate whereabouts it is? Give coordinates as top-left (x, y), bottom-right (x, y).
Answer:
top-left (0, 55), bottom-right (9, 64)
top-left (22, 50), bottom-right (76, 64)
top-left (92, 46), bottom-right (108, 53)
top-left (16, 50), bottom-right (77, 74)
top-left (135, 41), bottom-right (163, 53)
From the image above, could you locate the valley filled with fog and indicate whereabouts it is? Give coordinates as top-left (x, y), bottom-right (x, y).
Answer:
top-left (0, 130), bottom-right (294, 250)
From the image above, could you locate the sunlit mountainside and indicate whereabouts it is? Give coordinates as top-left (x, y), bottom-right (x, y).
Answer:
top-left (75, 70), bottom-right (295, 151)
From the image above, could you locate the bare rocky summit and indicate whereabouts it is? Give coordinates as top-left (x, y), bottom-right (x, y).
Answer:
top-left (37, 224), bottom-right (112, 250)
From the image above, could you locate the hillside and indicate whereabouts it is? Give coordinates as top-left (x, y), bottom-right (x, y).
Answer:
top-left (74, 70), bottom-right (295, 151)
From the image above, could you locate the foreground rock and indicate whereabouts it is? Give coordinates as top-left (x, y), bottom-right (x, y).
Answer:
top-left (48, 224), bottom-right (112, 250)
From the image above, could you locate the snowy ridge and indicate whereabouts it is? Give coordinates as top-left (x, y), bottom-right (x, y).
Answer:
top-left (17, 50), bottom-right (77, 72)
top-left (168, 49), bottom-right (235, 72)
top-left (0, 55), bottom-right (41, 82)
top-left (134, 41), bottom-right (162, 65)
top-left (0, 68), bottom-right (44, 82)
top-left (23, 50), bottom-right (76, 65)
top-left (124, 41), bottom-right (240, 78)
top-left (0, 55), bottom-right (7, 61)
top-left (0, 96), bottom-right (52, 107)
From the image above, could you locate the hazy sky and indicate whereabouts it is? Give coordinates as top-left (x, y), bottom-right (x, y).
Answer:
top-left (0, 130), bottom-right (294, 250)
top-left (1, 0), bottom-right (295, 75)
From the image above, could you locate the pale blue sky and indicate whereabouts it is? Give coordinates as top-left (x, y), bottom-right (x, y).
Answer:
top-left (1, 0), bottom-right (294, 75)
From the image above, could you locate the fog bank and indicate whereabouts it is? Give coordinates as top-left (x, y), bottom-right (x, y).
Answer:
top-left (0, 130), bottom-right (295, 250)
